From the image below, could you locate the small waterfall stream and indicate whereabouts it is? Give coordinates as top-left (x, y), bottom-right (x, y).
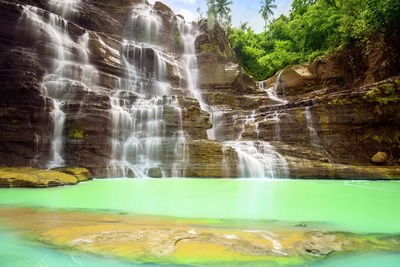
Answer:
top-left (304, 106), bottom-right (334, 162)
top-left (223, 109), bottom-right (288, 178)
top-left (178, 20), bottom-right (207, 111)
top-left (304, 107), bottom-right (320, 144)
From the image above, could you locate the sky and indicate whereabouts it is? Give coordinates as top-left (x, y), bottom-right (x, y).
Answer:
top-left (148, 0), bottom-right (292, 33)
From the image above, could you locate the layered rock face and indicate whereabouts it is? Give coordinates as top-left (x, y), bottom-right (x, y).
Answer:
top-left (0, 0), bottom-right (399, 179)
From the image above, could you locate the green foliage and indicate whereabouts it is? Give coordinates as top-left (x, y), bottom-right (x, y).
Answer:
top-left (200, 43), bottom-right (229, 58)
top-left (229, 0), bottom-right (400, 81)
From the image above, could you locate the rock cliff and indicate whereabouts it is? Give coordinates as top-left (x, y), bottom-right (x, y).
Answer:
top-left (0, 0), bottom-right (399, 179)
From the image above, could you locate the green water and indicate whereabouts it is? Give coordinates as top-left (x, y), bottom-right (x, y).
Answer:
top-left (1, 178), bottom-right (400, 266)
top-left (1, 178), bottom-right (400, 233)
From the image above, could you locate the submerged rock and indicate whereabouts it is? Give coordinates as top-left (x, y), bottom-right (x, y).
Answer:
top-left (0, 167), bottom-right (92, 188)
top-left (1, 207), bottom-right (399, 266)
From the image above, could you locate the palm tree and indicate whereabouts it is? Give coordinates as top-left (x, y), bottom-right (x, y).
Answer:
top-left (240, 21), bottom-right (249, 31)
top-left (215, 0), bottom-right (233, 25)
top-left (259, 0), bottom-right (277, 28)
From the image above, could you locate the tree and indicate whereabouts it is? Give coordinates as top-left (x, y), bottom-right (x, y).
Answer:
top-left (259, 0), bottom-right (277, 28)
top-left (216, 0), bottom-right (233, 25)
top-left (206, 0), bottom-right (217, 29)
top-left (207, 0), bottom-right (232, 28)
top-left (196, 7), bottom-right (205, 20)
top-left (290, 0), bottom-right (317, 17)
top-left (240, 21), bottom-right (249, 31)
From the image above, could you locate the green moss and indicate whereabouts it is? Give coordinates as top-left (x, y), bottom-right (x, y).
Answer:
top-left (363, 82), bottom-right (400, 120)
top-left (0, 117), bottom-right (21, 124)
top-left (173, 32), bottom-right (183, 46)
top-left (68, 123), bottom-right (86, 139)
top-left (200, 43), bottom-right (229, 58)
top-left (364, 130), bottom-right (400, 150)
top-left (371, 135), bottom-right (383, 143)
top-left (328, 98), bottom-right (354, 105)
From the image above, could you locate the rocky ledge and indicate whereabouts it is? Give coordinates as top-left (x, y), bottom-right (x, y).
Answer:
top-left (0, 207), bottom-right (399, 266)
top-left (0, 167), bottom-right (92, 188)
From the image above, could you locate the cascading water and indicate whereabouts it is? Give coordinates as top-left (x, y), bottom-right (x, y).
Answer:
top-left (178, 19), bottom-right (206, 110)
top-left (177, 19), bottom-right (222, 141)
top-left (175, 17), bottom-right (289, 178)
top-left (224, 140), bottom-right (288, 178)
top-left (107, 4), bottom-right (187, 177)
top-left (224, 109), bottom-right (288, 178)
top-left (48, 0), bottom-right (80, 18)
top-left (18, 2), bottom-right (98, 169)
top-left (258, 74), bottom-right (288, 105)
top-left (18, 1), bottom-right (290, 178)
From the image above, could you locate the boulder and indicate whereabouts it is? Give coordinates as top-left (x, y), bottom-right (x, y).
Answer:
top-left (280, 65), bottom-right (315, 90)
top-left (371, 152), bottom-right (388, 165)
top-left (0, 167), bottom-right (91, 188)
top-left (147, 167), bottom-right (163, 178)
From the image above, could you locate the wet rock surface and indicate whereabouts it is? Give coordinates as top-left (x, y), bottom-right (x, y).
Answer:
top-left (0, 207), bottom-right (399, 265)
top-left (0, 167), bottom-right (92, 187)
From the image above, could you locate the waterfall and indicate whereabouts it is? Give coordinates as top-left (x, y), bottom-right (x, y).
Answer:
top-left (304, 107), bottom-right (319, 144)
top-left (107, 42), bottom-right (169, 177)
top-left (17, 1), bottom-right (290, 178)
top-left (177, 19), bottom-right (221, 141)
top-left (124, 3), bottom-right (162, 44)
top-left (176, 16), bottom-right (288, 178)
top-left (48, 0), bottom-right (80, 18)
top-left (47, 100), bottom-right (66, 168)
top-left (178, 19), bottom-right (207, 110)
top-left (224, 141), bottom-right (288, 178)
top-left (223, 110), bottom-right (288, 178)
top-left (107, 4), bottom-right (187, 178)
top-left (18, 4), bottom-right (98, 169)
top-left (258, 75), bottom-right (288, 105)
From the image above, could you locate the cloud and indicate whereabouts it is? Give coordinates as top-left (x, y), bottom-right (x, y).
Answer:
top-left (176, 0), bottom-right (197, 5)
top-left (178, 8), bottom-right (197, 22)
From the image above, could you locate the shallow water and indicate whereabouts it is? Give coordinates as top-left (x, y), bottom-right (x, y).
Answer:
top-left (308, 252), bottom-right (400, 267)
top-left (1, 178), bottom-right (400, 266)
top-left (1, 178), bottom-right (399, 233)
top-left (0, 231), bottom-right (154, 267)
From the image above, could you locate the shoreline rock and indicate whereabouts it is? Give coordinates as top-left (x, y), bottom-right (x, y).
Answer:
top-left (0, 167), bottom-right (93, 188)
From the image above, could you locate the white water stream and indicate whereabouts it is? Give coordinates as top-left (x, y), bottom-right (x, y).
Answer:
top-left (18, 1), bottom-right (98, 169)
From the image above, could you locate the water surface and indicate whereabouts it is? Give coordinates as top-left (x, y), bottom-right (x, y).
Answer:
top-left (1, 178), bottom-right (399, 233)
